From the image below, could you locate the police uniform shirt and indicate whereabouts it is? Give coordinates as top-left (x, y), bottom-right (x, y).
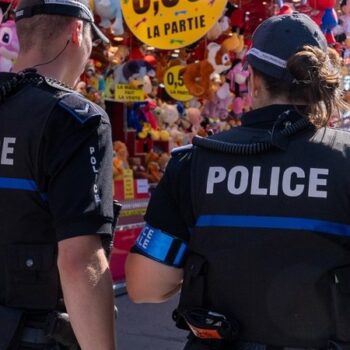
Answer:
top-left (132, 104), bottom-right (350, 268)
top-left (133, 104), bottom-right (350, 348)
top-left (0, 72), bottom-right (114, 244)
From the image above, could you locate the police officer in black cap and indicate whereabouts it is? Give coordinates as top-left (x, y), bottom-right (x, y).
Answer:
top-left (126, 12), bottom-right (350, 350)
top-left (0, 0), bottom-right (117, 349)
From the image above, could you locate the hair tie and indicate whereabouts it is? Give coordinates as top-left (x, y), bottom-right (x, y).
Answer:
top-left (292, 79), bottom-right (312, 85)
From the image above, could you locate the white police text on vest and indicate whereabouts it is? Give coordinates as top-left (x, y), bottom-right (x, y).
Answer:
top-left (206, 166), bottom-right (328, 198)
top-left (0, 137), bottom-right (16, 166)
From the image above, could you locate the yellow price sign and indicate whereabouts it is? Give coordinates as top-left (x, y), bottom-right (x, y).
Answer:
top-left (115, 84), bottom-right (145, 102)
top-left (123, 169), bottom-right (135, 200)
top-left (121, 0), bottom-right (227, 50)
top-left (164, 65), bottom-right (192, 101)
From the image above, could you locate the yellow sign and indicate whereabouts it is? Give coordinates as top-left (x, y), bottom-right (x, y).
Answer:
top-left (120, 208), bottom-right (147, 217)
top-left (164, 65), bottom-right (192, 101)
top-left (115, 84), bottom-right (145, 102)
top-left (121, 0), bottom-right (227, 50)
top-left (123, 169), bottom-right (135, 200)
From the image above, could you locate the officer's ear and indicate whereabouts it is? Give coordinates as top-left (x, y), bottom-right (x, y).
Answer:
top-left (70, 19), bottom-right (84, 47)
top-left (248, 65), bottom-right (266, 98)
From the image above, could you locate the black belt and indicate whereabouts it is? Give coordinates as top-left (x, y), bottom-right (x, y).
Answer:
top-left (266, 347), bottom-right (319, 350)
top-left (236, 342), bottom-right (320, 350)
top-left (21, 326), bottom-right (53, 345)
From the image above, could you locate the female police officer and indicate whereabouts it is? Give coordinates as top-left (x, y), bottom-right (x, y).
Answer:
top-left (126, 12), bottom-right (350, 350)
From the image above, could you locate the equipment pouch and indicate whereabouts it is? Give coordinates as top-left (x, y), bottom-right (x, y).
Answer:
top-left (330, 265), bottom-right (350, 342)
top-left (179, 308), bottom-right (239, 341)
top-left (45, 311), bottom-right (80, 350)
top-left (0, 305), bottom-right (24, 350)
top-left (5, 244), bottom-right (59, 310)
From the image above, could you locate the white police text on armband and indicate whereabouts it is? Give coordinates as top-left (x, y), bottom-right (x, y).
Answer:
top-left (206, 166), bottom-right (329, 198)
top-left (89, 146), bottom-right (101, 203)
top-left (0, 137), bottom-right (16, 166)
top-left (137, 225), bottom-right (154, 250)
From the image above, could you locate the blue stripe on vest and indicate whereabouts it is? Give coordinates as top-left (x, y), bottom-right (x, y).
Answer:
top-left (135, 224), bottom-right (188, 267)
top-left (196, 215), bottom-right (350, 237)
top-left (0, 177), bottom-right (48, 200)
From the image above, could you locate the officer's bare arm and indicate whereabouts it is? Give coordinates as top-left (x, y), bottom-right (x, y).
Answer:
top-left (125, 252), bottom-right (183, 303)
top-left (58, 235), bottom-right (116, 350)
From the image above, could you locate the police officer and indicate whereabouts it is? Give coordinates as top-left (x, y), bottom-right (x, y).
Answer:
top-left (0, 0), bottom-right (116, 349)
top-left (126, 12), bottom-right (350, 350)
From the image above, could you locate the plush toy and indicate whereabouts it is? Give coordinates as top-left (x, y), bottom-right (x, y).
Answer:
top-left (114, 60), bottom-right (156, 88)
top-left (180, 42), bottom-right (232, 100)
top-left (0, 19), bottom-right (19, 72)
top-left (141, 100), bottom-right (158, 130)
top-left (181, 106), bottom-right (203, 143)
top-left (138, 123), bottom-right (152, 139)
top-left (146, 161), bottom-right (162, 183)
top-left (158, 152), bottom-right (170, 174)
top-left (207, 16), bottom-right (231, 41)
top-left (155, 102), bottom-right (179, 128)
top-left (202, 82), bottom-right (233, 120)
top-left (277, 3), bottom-right (293, 15)
top-left (129, 157), bottom-right (148, 179)
top-left (94, 0), bottom-right (124, 35)
top-left (81, 60), bottom-right (99, 90)
top-left (299, 1), bottom-right (324, 26)
top-left (226, 61), bottom-right (249, 97)
top-left (107, 45), bottom-right (130, 65)
top-left (154, 103), bottom-right (183, 147)
top-left (220, 33), bottom-right (245, 54)
top-left (337, 0), bottom-right (350, 36)
top-left (113, 141), bottom-right (130, 180)
top-left (143, 75), bottom-right (153, 95)
top-left (307, 0), bottom-right (337, 43)
top-left (137, 100), bottom-right (160, 140)
top-left (127, 104), bottom-right (143, 132)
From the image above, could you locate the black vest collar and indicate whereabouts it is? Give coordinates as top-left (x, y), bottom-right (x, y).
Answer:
top-left (241, 104), bottom-right (305, 128)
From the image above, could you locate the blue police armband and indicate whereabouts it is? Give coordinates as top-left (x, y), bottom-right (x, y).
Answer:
top-left (133, 224), bottom-right (188, 268)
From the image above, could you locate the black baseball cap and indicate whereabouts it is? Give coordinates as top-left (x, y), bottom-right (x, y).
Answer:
top-left (246, 12), bottom-right (328, 81)
top-left (15, 0), bottom-right (109, 44)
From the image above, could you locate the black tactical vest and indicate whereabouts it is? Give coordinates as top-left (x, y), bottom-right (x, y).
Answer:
top-left (179, 125), bottom-right (350, 348)
top-left (0, 77), bottom-right (70, 311)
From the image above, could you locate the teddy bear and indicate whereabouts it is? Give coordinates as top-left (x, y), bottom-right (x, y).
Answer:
top-left (180, 42), bottom-right (232, 100)
top-left (154, 103), bottom-right (183, 148)
top-left (113, 141), bottom-right (130, 180)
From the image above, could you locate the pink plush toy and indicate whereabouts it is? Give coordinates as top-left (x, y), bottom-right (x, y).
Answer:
top-left (226, 61), bottom-right (249, 95)
top-left (232, 94), bottom-right (252, 116)
top-left (202, 82), bottom-right (233, 120)
top-left (0, 20), bottom-right (19, 72)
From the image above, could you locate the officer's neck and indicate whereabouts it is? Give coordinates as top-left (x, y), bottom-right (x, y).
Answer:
top-left (12, 51), bottom-right (76, 88)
